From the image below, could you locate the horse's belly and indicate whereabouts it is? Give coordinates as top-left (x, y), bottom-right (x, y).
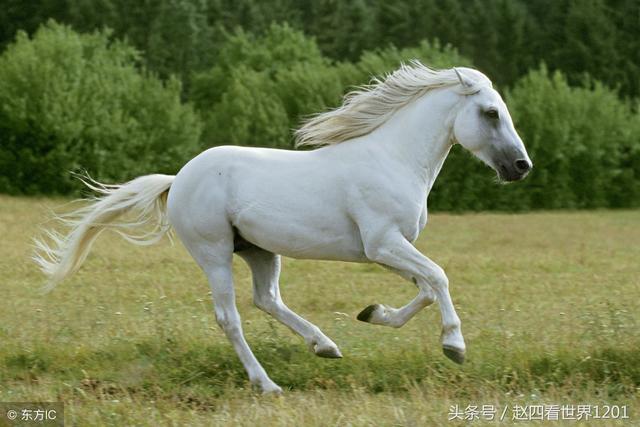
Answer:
top-left (268, 235), bottom-right (366, 262)
top-left (234, 210), bottom-right (367, 262)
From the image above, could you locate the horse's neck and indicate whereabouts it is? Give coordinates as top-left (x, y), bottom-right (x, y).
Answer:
top-left (371, 89), bottom-right (459, 193)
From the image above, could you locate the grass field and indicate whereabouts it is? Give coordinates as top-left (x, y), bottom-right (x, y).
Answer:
top-left (0, 195), bottom-right (638, 426)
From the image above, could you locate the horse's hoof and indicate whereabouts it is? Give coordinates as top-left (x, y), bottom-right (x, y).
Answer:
top-left (261, 383), bottom-right (283, 395)
top-left (314, 344), bottom-right (343, 359)
top-left (443, 345), bottom-right (465, 364)
top-left (251, 378), bottom-right (283, 395)
top-left (357, 304), bottom-right (381, 322)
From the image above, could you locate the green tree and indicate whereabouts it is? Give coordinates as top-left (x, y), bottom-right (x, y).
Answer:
top-left (204, 68), bottom-right (290, 147)
top-left (354, 40), bottom-right (471, 81)
top-left (191, 24), bottom-right (472, 149)
top-left (304, 0), bottom-right (374, 61)
top-left (0, 21), bottom-right (202, 194)
top-left (504, 66), bottom-right (640, 209)
top-left (191, 24), bottom-right (341, 147)
top-left (67, 0), bottom-right (214, 87)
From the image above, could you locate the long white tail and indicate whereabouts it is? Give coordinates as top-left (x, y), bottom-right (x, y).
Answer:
top-left (33, 174), bottom-right (175, 291)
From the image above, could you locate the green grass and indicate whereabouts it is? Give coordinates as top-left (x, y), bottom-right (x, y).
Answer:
top-left (0, 195), bottom-right (638, 425)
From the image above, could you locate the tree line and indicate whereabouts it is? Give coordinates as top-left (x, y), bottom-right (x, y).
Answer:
top-left (0, 1), bottom-right (638, 210)
top-left (2, 0), bottom-right (637, 97)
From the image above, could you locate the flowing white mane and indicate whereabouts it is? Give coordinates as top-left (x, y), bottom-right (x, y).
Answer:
top-left (295, 61), bottom-right (492, 147)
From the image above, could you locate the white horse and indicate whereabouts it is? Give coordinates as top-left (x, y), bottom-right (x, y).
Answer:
top-left (34, 62), bottom-right (531, 394)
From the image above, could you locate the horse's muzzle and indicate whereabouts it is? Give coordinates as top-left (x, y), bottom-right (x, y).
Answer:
top-left (498, 159), bottom-right (532, 182)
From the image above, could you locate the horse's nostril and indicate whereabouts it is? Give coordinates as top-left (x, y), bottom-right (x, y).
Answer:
top-left (514, 159), bottom-right (531, 173)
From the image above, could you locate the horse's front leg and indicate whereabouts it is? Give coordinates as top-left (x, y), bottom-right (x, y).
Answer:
top-left (357, 265), bottom-right (436, 328)
top-left (361, 232), bottom-right (466, 364)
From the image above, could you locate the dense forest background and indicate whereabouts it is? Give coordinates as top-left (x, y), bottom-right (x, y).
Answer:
top-left (0, 0), bottom-right (638, 210)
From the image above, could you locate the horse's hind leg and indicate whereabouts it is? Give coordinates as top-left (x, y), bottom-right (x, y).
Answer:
top-left (187, 237), bottom-right (282, 394)
top-left (238, 247), bottom-right (342, 358)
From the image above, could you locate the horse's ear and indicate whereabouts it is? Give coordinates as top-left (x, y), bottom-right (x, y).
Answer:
top-left (454, 68), bottom-right (472, 88)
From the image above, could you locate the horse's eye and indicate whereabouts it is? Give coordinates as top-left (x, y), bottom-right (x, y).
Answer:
top-left (485, 109), bottom-right (499, 119)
